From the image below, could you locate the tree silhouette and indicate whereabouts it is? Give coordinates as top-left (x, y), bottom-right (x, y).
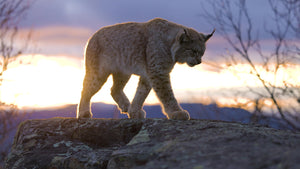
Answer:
top-left (0, 0), bottom-right (33, 167)
top-left (201, 0), bottom-right (300, 130)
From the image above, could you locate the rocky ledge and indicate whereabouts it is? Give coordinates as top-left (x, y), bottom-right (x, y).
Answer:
top-left (5, 118), bottom-right (300, 169)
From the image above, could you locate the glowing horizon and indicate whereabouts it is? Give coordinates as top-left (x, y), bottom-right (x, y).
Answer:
top-left (1, 54), bottom-right (299, 109)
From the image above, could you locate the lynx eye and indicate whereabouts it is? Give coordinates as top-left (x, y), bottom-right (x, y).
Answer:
top-left (192, 49), bottom-right (199, 56)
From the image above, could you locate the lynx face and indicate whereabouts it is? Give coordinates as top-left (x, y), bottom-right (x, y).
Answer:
top-left (175, 41), bottom-right (206, 67)
top-left (173, 29), bottom-right (214, 67)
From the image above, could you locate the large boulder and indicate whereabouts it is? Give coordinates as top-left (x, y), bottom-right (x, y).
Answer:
top-left (5, 118), bottom-right (300, 169)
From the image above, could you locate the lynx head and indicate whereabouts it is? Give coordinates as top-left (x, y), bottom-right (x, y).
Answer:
top-left (172, 28), bottom-right (215, 67)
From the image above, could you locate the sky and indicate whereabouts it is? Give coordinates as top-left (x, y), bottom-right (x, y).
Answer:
top-left (18, 0), bottom-right (275, 57)
top-left (1, 0), bottom-right (299, 109)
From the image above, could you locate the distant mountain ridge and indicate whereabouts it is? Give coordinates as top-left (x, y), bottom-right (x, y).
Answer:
top-left (29, 102), bottom-right (292, 130)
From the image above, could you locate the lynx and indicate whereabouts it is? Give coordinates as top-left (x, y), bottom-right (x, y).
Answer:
top-left (77, 18), bottom-right (215, 120)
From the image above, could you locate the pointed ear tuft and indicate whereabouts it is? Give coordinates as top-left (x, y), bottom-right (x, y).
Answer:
top-left (179, 29), bottom-right (190, 43)
top-left (205, 28), bottom-right (216, 42)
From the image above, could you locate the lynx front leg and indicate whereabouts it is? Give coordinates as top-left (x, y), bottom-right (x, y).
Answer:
top-left (111, 73), bottom-right (131, 113)
top-left (149, 73), bottom-right (190, 120)
top-left (128, 77), bottom-right (151, 119)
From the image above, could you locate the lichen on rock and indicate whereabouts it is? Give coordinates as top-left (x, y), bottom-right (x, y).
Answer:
top-left (5, 118), bottom-right (300, 169)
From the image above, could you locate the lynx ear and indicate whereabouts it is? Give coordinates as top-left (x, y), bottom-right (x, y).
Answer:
top-left (179, 29), bottom-right (190, 43)
top-left (204, 28), bottom-right (216, 42)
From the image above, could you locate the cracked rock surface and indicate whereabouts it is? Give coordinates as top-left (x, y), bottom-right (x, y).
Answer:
top-left (5, 118), bottom-right (300, 169)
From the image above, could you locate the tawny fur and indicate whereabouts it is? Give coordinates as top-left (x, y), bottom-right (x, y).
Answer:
top-left (77, 18), bottom-right (214, 120)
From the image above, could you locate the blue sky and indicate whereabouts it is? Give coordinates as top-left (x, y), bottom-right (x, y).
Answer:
top-left (18, 0), bottom-right (286, 60)
top-left (22, 0), bottom-right (271, 30)
top-left (15, 0), bottom-right (280, 63)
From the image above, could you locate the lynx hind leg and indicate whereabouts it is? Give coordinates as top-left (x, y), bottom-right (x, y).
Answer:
top-left (77, 72), bottom-right (109, 119)
top-left (111, 73), bottom-right (131, 113)
top-left (128, 77), bottom-right (151, 119)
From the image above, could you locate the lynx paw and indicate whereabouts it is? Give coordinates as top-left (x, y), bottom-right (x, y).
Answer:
top-left (168, 110), bottom-right (190, 120)
top-left (119, 103), bottom-right (130, 113)
top-left (128, 110), bottom-right (146, 119)
top-left (77, 111), bottom-right (93, 119)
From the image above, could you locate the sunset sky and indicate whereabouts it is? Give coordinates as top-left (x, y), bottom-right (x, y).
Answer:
top-left (1, 0), bottom-right (299, 109)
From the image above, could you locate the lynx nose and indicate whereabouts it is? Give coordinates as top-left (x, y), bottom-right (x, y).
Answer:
top-left (196, 58), bottom-right (202, 64)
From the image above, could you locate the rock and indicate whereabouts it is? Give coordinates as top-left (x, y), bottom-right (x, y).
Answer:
top-left (5, 118), bottom-right (300, 169)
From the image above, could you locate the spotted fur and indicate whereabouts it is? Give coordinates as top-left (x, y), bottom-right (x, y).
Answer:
top-left (77, 18), bottom-right (214, 120)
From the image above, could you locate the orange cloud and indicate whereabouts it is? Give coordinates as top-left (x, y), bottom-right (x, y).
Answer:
top-left (33, 26), bottom-right (93, 45)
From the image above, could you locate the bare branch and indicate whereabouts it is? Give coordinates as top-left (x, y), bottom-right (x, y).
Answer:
top-left (0, 0), bottom-right (34, 167)
top-left (201, 0), bottom-right (300, 130)
top-left (0, 0), bottom-right (33, 78)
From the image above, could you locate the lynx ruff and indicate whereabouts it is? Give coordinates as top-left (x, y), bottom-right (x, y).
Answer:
top-left (77, 18), bottom-right (215, 120)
